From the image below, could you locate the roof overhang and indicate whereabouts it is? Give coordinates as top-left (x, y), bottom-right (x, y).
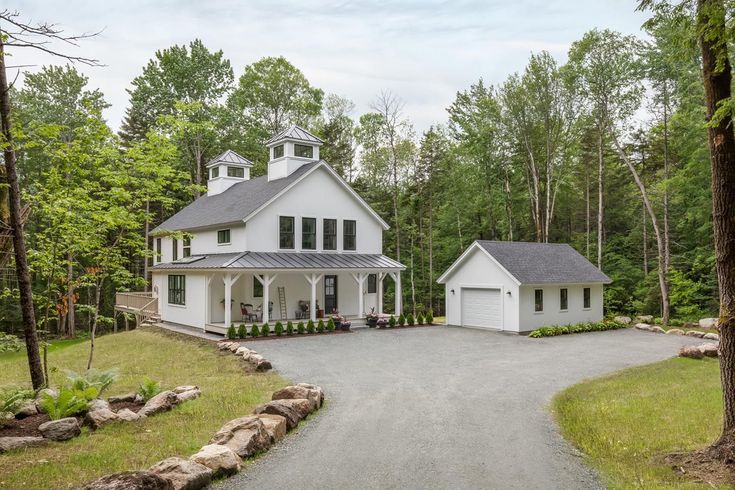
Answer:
top-left (436, 241), bottom-right (521, 285)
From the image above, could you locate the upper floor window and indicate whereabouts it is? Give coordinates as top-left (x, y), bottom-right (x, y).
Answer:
top-left (560, 288), bottom-right (568, 311)
top-left (343, 220), bottom-right (356, 251)
top-left (217, 229), bottom-right (231, 245)
top-left (368, 274), bottom-right (377, 293)
top-left (323, 219), bottom-right (337, 250)
top-left (294, 144), bottom-right (313, 158)
top-left (534, 289), bottom-right (543, 312)
top-left (183, 237), bottom-right (191, 258)
top-left (168, 274), bottom-right (185, 305)
top-left (279, 216), bottom-right (294, 249)
top-left (302, 217), bottom-right (316, 250)
top-left (155, 238), bottom-right (161, 263)
top-left (273, 145), bottom-right (284, 159)
top-left (227, 166), bottom-right (244, 178)
top-left (583, 287), bottom-right (591, 309)
top-left (172, 238), bottom-right (178, 261)
top-left (210, 166), bottom-right (219, 179)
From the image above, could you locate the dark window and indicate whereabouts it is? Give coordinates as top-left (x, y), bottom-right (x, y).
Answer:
top-left (227, 166), bottom-right (244, 178)
top-left (217, 229), bottom-right (230, 244)
top-left (155, 238), bottom-right (161, 263)
top-left (172, 238), bottom-right (178, 261)
top-left (323, 219), bottom-right (337, 250)
top-left (367, 274), bottom-right (377, 294)
top-left (210, 166), bottom-right (219, 179)
top-left (583, 287), bottom-right (591, 309)
top-left (560, 288), bottom-right (568, 310)
top-left (302, 217), bottom-right (316, 250)
top-left (183, 237), bottom-right (191, 258)
top-left (294, 144), bottom-right (313, 158)
top-left (343, 220), bottom-right (356, 251)
top-left (168, 275), bottom-right (185, 305)
top-left (279, 216), bottom-right (294, 249)
top-left (273, 145), bottom-right (284, 159)
top-left (253, 276), bottom-right (263, 298)
top-left (534, 289), bottom-right (543, 312)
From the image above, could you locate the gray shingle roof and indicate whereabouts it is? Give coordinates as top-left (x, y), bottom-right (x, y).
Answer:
top-left (265, 125), bottom-right (324, 145)
top-left (206, 150), bottom-right (253, 168)
top-left (476, 241), bottom-right (612, 284)
top-left (152, 161), bottom-right (321, 233)
top-left (151, 252), bottom-right (404, 270)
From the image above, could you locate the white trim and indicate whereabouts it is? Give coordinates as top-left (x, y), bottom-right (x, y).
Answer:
top-left (458, 284), bottom-right (504, 330)
top-left (436, 241), bottom-right (521, 285)
top-left (242, 161), bottom-right (390, 230)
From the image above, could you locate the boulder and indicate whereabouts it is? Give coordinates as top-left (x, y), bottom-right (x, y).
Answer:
top-left (82, 471), bottom-right (173, 490)
top-left (176, 388), bottom-right (201, 404)
top-left (89, 398), bottom-right (111, 412)
top-left (699, 318), bottom-right (718, 330)
top-left (209, 415), bottom-right (271, 458)
top-left (108, 392), bottom-right (137, 404)
top-left (614, 316), bottom-right (632, 325)
top-left (297, 383), bottom-right (325, 408)
top-left (704, 333), bottom-right (720, 341)
top-left (148, 457), bottom-right (212, 490)
top-left (256, 414), bottom-right (287, 443)
top-left (0, 436), bottom-right (46, 453)
top-left (634, 323), bottom-right (652, 331)
top-left (254, 359), bottom-right (273, 372)
top-left (39, 417), bottom-right (81, 441)
top-left (138, 391), bottom-right (179, 417)
top-left (228, 343), bottom-right (240, 353)
top-left (650, 326), bottom-right (666, 334)
top-left (173, 386), bottom-right (198, 394)
top-left (685, 330), bottom-right (705, 338)
top-left (235, 346), bottom-right (251, 357)
top-left (15, 399), bottom-right (38, 419)
top-left (253, 399), bottom-right (312, 430)
top-left (699, 343), bottom-right (719, 358)
top-left (217, 342), bottom-right (232, 351)
top-left (116, 408), bottom-right (141, 422)
top-left (679, 345), bottom-right (704, 359)
top-left (85, 408), bottom-right (119, 430)
top-left (683, 322), bottom-right (698, 329)
top-left (636, 315), bottom-right (654, 323)
top-left (272, 385), bottom-right (319, 410)
top-left (189, 444), bottom-right (241, 478)
top-left (665, 328), bottom-right (685, 336)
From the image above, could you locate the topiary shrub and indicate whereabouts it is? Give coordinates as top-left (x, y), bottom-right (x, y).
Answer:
top-left (250, 324), bottom-right (260, 337)
top-left (417, 313), bottom-right (425, 325)
top-left (327, 318), bottom-right (336, 332)
top-left (298, 321), bottom-right (306, 334)
top-left (307, 319), bottom-right (315, 334)
top-left (227, 324), bottom-right (237, 339)
top-left (237, 324), bottom-right (247, 339)
top-left (426, 310), bottom-right (434, 325)
top-left (407, 313), bottom-right (415, 326)
top-left (275, 321), bottom-right (283, 336)
top-left (261, 323), bottom-right (270, 337)
top-left (398, 314), bottom-right (406, 327)
top-left (286, 321), bottom-right (294, 335)
top-left (389, 315), bottom-right (396, 328)
top-left (317, 319), bottom-right (325, 333)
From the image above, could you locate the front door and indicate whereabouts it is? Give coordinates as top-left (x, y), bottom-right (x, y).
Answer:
top-left (324, 275), bottom-right (338, 314)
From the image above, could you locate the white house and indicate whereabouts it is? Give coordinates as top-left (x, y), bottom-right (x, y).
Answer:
top-left (437, 241), bottom-right (611, 334)
top-left (129, 125), bottom-right (405, 334)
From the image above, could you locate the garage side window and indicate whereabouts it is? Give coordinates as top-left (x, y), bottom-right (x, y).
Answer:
top-left (583, 287), bottom-right (591, 309)
top-left (534, 289), bottom-right (543, 312)
top-left (560, 288), bottom-right (568, 311)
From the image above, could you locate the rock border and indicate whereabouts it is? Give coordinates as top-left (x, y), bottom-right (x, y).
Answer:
top-left (218, 342), bottom-right (273, 371)
top-left (633, 323), bottom-right (720, 341)
top-left (82, 383), bottom-right (325, 490)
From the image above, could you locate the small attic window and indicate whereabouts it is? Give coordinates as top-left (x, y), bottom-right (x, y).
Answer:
top-left (273, 145), bottom-right (284, 159)
top-left (227, 166), bottom-right (244, 178)
top-left (210, 166), bottom-right (219, 178)
top-left (294, 144), bottom-right (313, 158)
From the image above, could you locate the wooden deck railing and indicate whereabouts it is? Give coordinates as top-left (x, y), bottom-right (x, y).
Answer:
top-left (115, 291), bottom-right (158, 315)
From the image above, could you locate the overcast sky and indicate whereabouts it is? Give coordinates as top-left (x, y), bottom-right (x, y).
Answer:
top-left (7, 1), bottom-right (648, 134)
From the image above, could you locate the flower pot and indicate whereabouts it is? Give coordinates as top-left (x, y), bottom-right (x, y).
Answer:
top-left (367, 318), bottom-right (378, 328)
top-left (340, 322), bottom-right (351, 331)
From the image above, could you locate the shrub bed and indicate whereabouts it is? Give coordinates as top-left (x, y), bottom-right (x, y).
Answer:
top-left (528, 320), bottom-right (626, 338)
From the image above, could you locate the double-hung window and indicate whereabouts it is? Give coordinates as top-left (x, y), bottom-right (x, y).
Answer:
top-left (534, 289), bottom-right (543, 312)
top-left (183, 237), bottom-right (191, 258)
top-left (583, 287), bottom-right (591, 309)
top-left (155, 238), bottom-right (161, 263)
top-left (302, 217), bottom-right (316, 250)
top-left (323, 219), bottom-right (337, 250)
top-left (172, 238), bottom-right (178, 261)
top-left (560, 288), bottom-right (568, 311)
top-left (168, 275), bottom-right (185, 305)
top-left (279, 216), bottom-right (295, 249)
top-left (217, 229), bottom-right (231, 245)
top-left (343, 220), bottom-right (356, 251)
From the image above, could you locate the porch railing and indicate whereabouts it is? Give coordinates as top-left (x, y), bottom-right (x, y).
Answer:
top-left (115, 291), bottom-right (158, 316)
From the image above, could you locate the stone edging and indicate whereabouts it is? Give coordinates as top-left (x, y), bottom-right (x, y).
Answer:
top-left (633, 322), bottom-right (720, 341)
top-left (218, 341), bottom-right (273, 371)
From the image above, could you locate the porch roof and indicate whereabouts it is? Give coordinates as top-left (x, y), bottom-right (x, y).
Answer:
top-left (151, 251), bottom-right (405, 271)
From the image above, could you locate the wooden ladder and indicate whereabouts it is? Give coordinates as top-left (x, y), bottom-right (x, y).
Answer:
top-left (277, 286), bottom-right (287, 320)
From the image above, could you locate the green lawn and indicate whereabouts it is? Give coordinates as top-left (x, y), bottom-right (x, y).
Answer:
top-left (0, 328), bottom-right (286, 489)
top-left (553, 357), bottom-right (726, 489)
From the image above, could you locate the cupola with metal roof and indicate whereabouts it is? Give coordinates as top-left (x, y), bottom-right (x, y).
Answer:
top-left (265, 125), bottom-right (323, 181)
top-left (206, 150), bottom-right (254, 196)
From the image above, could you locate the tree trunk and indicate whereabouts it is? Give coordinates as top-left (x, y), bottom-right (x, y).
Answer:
top-left (144, 199), bottom-right (150, 292)
top-left (504, 165), bottom-right (514, 241)
top-left (0, 37), bottom-right (45, 389)
top-left (428, 187), bottom-right (434, 313)
top-left (662, 80), bottom-right (671, 277)
top-left (585, 156), bottom-right (590, 260)
top-left (87, 279), bottom-right (103, 370)
top-left (67, 253), bottom-right (75, 338)
top-left (597, 130), bottom-right (604, 269)
top-left (642, 202), bottom-right (649, 275)
top-left (698, 0), bottom-right (735, 459)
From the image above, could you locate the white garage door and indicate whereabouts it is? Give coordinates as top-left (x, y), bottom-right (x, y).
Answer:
top-left (461, 288), bottom-right (502, 329)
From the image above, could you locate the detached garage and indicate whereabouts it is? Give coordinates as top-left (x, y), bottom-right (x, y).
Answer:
top-left (437, 241), bottom-right (612, 334)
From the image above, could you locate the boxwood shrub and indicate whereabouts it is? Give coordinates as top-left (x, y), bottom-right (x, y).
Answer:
top-left (528, 320), bottom-right (627, 338)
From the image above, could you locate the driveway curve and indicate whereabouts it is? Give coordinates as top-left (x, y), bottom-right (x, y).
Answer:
top-left (218, 327), bottom-right (704, 490)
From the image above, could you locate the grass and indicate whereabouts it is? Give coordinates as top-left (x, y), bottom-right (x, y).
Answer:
top-left (0, 328), bottom-right (286, 489)
top-left (552, 357), bottom-right (726, 489)
top-left (0, 337), bottom-right (88, 362)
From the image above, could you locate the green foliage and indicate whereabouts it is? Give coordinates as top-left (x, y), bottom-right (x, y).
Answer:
top-left (0, 388), bottom-right (35, 416)
top-left (274, 321), bottom-right (283, 336)
top-left (227, 324), bottom-right (237, 339)
top-left (317, 319), bottom-right (325, 333)
top-left (298, 321), bottom-right (306, 334)
top-left (137, 378), bottom-right (162, 402)
top-left (286, 321), bottom-right (294, 335)
top-left (417, 313), bottom-right (425, 325)
top-left (39, 388), bottom-right (89, 420)
top-left (407, 313), bottom-right (415, 326)
top-left (388, 315), bottom-right (396, 328)
top-left (237, 324), bottom-right (247, 339)
top-left (64, 368), bottom-right (118, 400)
top-left (250, 324), bottom-right (260, 338)
top-left (0, 333), bottom-right (23, 353)
top-left (528, 320), bottom-right (626, 338)
top-left (306, 320), bottom-right (315, 334)
top-left (398, 314), bottom-right (406, 327)
top-left (327, 318), bottom-right (336, 332)
top-left (426, 310), bottom-right (434, 325)
top-left (261, 323), bottom-right (271, 337)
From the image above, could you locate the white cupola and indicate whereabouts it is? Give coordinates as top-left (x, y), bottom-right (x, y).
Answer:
top-left (206, 150), bottom-right (253, 196)
top-left (265, 125), bottom-right (323, 181)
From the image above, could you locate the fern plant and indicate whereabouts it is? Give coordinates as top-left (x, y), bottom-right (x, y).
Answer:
top-left (39, 388), bottom-right (88, 420)
top-left (138, 378), bottom-right (162, 402)
top-left (0, 388), bottom-right (34, 417)
top-left (64, 368), bottom-right (118, 400)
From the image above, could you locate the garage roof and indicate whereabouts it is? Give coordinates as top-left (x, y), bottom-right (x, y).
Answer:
top-left (438, 241), bottom-right (612, 285)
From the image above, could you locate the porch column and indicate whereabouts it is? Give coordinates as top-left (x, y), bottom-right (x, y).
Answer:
top-left (377, 272), bottom-right (385, 314)
top-left (351, 272), bottom-right (368, 317)
top-left (205, 275), bottom-right (214, 329)
top-left (389, 271), bottom-right (402, 315)
top-left (222, 273), bottom-right (241, 328)
top-left (304, 273), bottom-right (323, 322)
top-left (254, 273), bottom-right (277, 324)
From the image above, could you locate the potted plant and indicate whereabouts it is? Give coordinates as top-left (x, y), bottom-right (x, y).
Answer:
top-left (330, 310), bottom-right (343, 330)
top-left (365, 307), bottom-right (379, 328)
top-left (376, 317), bottom-right (388, 328)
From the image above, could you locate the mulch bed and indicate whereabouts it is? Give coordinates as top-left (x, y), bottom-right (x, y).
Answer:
top-left (665, 451), bottom-right (735, 486)
top-left (227, 329), bottom-right (352, 342)
top-left (375, 324), bottom-right (437, 330)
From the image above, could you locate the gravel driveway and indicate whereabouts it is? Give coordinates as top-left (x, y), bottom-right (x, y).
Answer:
top-left (218, 326), bottom-right (704, 490)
